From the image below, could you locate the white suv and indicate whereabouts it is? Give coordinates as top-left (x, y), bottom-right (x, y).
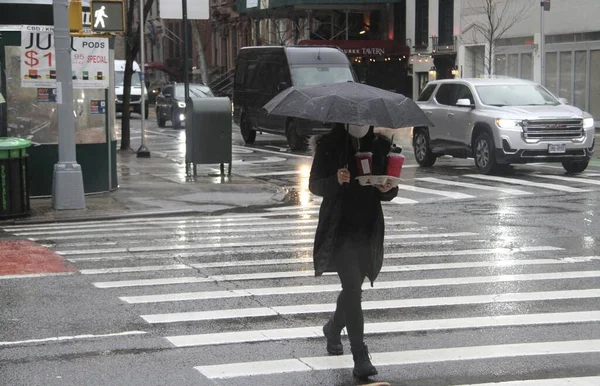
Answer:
top-left (413, 78), bottom-right (595, 174)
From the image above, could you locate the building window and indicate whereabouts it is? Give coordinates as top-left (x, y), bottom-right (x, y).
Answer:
top-left (574, 51), bottom-right (587, 111)
top-left (507, 54), bottom-right (519, 77)
top-left (545, 52), bottom-right (558, 96)
top-left (521, 53), bottom-right (533, 80)
top-left (495, 54), bottom-right (506, 76)
top-left (415, 0), bottom-right (428, 48)
top-left (559, 51), bottom-right (573, 102)
top-left (438, 0), bottom-right (454, 46)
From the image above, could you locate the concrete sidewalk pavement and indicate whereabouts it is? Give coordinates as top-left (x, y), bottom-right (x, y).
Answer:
top-left (2, 148), bottom-right (288, 225)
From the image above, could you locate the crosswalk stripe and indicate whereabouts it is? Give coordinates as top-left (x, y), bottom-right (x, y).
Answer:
top-left (460, 376), bottom-right (600, 385)
top-left (67, 240), bottom-right (461, 263)
top-left (195, 339), bottom-right (600, 379)
top-left (396, 184), bottom-right (475, 199)
top-left (118, 270), bottom-right (600, 301)
top-left (391, 196), bottom-right (419, 204)
top-left (77, 246), bottom-right (559, 273)
top-left (141, 288), bottom-right (600, 323)
top-left (416, 177), bottom-right (532, 195)
top-left (534, 174), bottom-right (600, 185)
top-left (57, 232), bottom-right (477, 255)
top-left (81, 252), bottom-right (581, 276)
top-left (166, 310), bottom-right (600, 347)
top-left (464, 175), bottom-right (590, 193)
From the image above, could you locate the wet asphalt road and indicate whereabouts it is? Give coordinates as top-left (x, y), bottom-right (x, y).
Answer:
top-left (1, 115), bottom-right (600, 385)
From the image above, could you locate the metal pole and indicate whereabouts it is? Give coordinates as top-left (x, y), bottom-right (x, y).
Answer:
top-left (51, 0), bottom-right (85, 209)
top-left (182, 0), bottom-right (193, 175)
top-left (540, 2), bottom-right (545, 86)
top-left (137, 0), bottom-right (151, 157)
top-left (345, 11), bottom-right (348, 40)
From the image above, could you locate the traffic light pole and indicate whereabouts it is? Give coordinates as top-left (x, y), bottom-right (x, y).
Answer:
top-left (51, 0), bottom-right (86, 210)
top-left (137, 0), bottom-right (150, 157)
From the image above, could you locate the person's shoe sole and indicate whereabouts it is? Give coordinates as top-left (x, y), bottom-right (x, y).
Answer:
top-left (323, 324), bottom-right (343, 355)
top-left (353, 368), bottom-right (379, 381)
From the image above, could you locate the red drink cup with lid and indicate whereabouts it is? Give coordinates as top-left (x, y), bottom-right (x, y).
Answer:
top-left (355, 152), bottom-right (373, 176)
top-left (386, 153), bottom-right (405, 178)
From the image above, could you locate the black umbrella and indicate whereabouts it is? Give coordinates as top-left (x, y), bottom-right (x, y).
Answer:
top-left (262, 81), bottom-right (433, 129)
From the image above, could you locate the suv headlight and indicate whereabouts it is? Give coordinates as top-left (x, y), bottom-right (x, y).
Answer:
top-left (495, 118), bottom-right (522, 129)
top-left (583, 117), bottom-right (595, 129)
top-left (177, 102), bottom-right (186, 108)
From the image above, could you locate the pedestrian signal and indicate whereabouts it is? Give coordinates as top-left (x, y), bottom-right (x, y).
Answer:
top-left (90, 0), bottom-right (125, 33)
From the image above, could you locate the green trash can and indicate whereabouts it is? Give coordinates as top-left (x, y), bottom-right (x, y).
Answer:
top-left (0, 138), bottom-right (32, 219)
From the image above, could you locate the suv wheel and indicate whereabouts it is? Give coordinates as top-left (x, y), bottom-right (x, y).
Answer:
top-left (286, 120), bottom-right (308, 151)
top-left (172, 111), bottom-right (182, 130)
top-left (413, 129), bottom-right (437, 167)
top-left (474, 132), bottom-right (498, 174)
top-left (157, 108), bottom-right (166, 128)
top-left (240, 114), bottom-right (256, 144)
top-left (562, 160), bottom-right (589, 173)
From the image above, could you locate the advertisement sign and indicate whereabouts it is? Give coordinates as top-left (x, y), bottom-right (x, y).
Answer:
top-left (21, 25), bottom-right (109, 89)
top-left (90, 100), bottom-right (106, 114)
top-left (36, 88), bottom-right (57, 102)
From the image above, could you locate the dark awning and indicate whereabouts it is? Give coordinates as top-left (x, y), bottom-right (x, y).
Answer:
top-left (297, 40), bottom-right (410, 57)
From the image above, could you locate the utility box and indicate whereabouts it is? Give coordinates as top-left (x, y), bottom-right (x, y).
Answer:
top-left (186, 97), bottom-right (232, 176)
top-left (0, 138), bottom-right (32, 219)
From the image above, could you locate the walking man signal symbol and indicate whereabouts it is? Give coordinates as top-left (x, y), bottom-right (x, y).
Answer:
top-left (94, 6), bottom-right (108, 29)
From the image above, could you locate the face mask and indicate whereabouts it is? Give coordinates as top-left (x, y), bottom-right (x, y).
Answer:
top-left (348, 125), bottom-right (370, 138)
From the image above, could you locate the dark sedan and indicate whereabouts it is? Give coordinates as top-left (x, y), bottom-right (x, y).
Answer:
top-left (155, 83), bottom-right (214, 129)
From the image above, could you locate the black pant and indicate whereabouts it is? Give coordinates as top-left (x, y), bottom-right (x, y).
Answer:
top-left (331, 235), bottom-right (367, 350)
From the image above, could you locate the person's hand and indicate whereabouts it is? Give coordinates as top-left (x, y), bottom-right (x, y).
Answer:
top-left (375, 183), bottom-right (394, 193)
top-left (337, 168), bottom-right (351, 185)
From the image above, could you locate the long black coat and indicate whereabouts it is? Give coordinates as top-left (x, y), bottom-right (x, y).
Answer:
top-left (308, 125), bottom-right (399, 286)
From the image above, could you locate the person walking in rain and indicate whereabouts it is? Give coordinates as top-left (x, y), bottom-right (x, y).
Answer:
top-left (309, 123), bottom-right (399, 380)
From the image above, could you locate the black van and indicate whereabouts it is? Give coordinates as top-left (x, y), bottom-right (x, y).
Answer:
top-left (233, 46), bottom-right (357, 150)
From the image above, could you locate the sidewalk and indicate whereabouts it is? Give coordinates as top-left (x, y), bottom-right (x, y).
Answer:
top-left (2, 149), bottom-right (288, 225)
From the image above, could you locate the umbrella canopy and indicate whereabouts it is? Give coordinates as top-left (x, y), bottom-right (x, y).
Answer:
top-left (262, 82), bottom-right (433, 129)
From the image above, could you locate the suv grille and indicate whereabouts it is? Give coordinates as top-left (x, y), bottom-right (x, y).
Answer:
top-left (522, 119), bottom-right (584, 141)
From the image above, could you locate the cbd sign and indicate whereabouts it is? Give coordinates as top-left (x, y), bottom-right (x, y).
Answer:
top-left (90, 0), bottom-right (125, 33)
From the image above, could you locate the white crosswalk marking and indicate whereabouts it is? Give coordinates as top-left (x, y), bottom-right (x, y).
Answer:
top-left (4, 202), bottom-right (599, 384)
top-left (464, 174), bottom-right (590, 192)
top-left (534, 174), bottom-right (600, 185)
top-left (396, 184), bottom-right (476, 199)
top-left (416, 177), bottom-right (532, 195)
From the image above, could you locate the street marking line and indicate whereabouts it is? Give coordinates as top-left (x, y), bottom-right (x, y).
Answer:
top-left (59, 232), bottom-right (477, 255)
top-left (195, 339), bottom-right (600, 379)
top-left (396, 184), bottom-right (475, 199)
top-left (0, 331), bottom-right (147, 347)
top-left (121, 269), bottom-right (600, 302)
top-left (167, 311), bottom-right (600, 347)
top-left (0, 272), bottom-right (76, 280)
top-left (83, 249), bottom-right (566, 276)
top-left (110, 269), bottom-right (600, 292)
top-left (534, 174), bottom-right (600, 185)
top-left (141, 288), bottom-right (600, 323)
top-left (67, 240), bottom-right (458, 263)
top-left (391, 197), bottom-right (420, 204)
top-left (416, 177), bottom-right (532, 195)
top-left (244, 170), bottom-right (304, 177)
top-left (464, 174), bottom-right (590, 193)
top-left (233, 144), bottom-right (311, 159)
top-left (460, 376), bottom-right (600, 385)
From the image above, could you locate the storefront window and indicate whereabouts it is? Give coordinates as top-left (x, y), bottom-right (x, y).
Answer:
top-left (545, 52), bottom-right (558, 96)
top-left (520, 53), bottom-right (533, 80)
top-left (507, 54), bottom-right (519, 77)
top-left (590, 50), bottom-right (600, 120)
top-left (4, 46), bottom-right (106, 144)
top-left (495, 54), bottom-right (506, 76)
top-left (574, 51), bottom-right (587, 111)
top-left (559, 51), bottom-right (572, 102)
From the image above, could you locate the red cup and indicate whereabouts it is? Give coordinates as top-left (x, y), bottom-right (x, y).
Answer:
top-left (386, 153), bottom-right (405, 178)
top-left (355, 152), bottom-right (373, 176)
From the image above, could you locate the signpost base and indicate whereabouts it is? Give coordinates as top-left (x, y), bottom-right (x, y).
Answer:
top-left (51, 162), bottom-right (85, 210)
top-left (136, 145), bottom-right (151, 158)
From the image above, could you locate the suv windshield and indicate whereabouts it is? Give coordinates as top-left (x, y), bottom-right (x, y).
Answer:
top-left (115, 71), bottom-right (142, 87)
top-left (290, 65), bottom-right (354, 87)
top-left (475, 84), bottom-right (559, 107)
top-left (175, 85), bottom-right (214, 98)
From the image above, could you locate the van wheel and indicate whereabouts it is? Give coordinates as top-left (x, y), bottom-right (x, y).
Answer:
top-left (240, 114), bottom-right (256, 144)
top-left (562, 160), bottom-right (589, 173)
top-left (474, 132), bottom-right (498, 174)
top-left (413, 129), bottom-right (436, 167)
top-left (286, 120), bottom-right (308, 151)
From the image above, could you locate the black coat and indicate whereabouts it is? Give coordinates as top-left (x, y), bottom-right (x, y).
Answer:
top-left (308, 125), bottom-right (399, 286)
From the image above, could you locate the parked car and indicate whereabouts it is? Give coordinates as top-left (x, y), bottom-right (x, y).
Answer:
top-left (155, 83), bottom-right (214, 129)
top-left (413, 78), bottom-right (596, 174)
top-left (114, 60), bottom-right (149, 117)
top-left (233, 46), bottom-right (357, 150)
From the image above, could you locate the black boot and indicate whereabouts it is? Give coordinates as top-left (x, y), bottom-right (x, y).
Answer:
top-left (351, 344), bottom-right (378, 380)
top-left (322, 318), bottom-right (344, 355)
